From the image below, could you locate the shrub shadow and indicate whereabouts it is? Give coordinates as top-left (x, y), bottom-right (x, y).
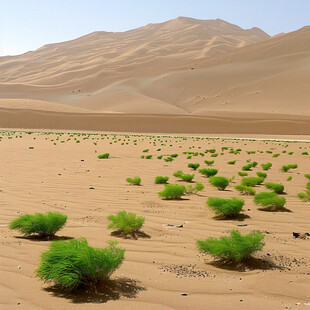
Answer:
top-left (258, 206), bottom-right (292, 212)
top-left (111, 230), bottom-right (151, 240)
top-left (16, 235), bottom-right (73, 242)
top-left (208, 257), bottom-right (283, 272)
top-left (44, 277), bottom-right (145, 304)
top-left (213, 214), bottom-right (250, 221)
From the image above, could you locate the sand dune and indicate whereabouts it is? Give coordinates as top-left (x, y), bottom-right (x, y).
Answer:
top-left (0, 18), bottom-right (309, 132)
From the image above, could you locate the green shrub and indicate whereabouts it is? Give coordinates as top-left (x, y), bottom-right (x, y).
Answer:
top-left (242, 164), bottom-right (252, 171)
top-left (207, 197), bottom-right (244, 216)
top-left (211, 153), bottom-right (218, 157)
top-left (304, 174), bottom-right (310, 180)
top-left (288, 164), bottom-right (298, 169)
top-left (227, 160), bottom-right (236, 165)
top-left (199, 168), bottom-right (218, 177)
top-left (251, 161), bottom-right (258, 167)
top-left (282, 164), bottom-right (298, 172)
top-left (157, 155), bottom-right (163, 159)
top-left (186, 182), bottom-right (204, 194)
top-left (281, 165), bottom-right (289, 172)
top-left (36, 238), bottom-right (125, 291)
top-left (273, 154), bottom-right (280, 157)
top-left (235, 185), bottom-right (256, 195)
top-left (254, 192), bottom-right (286, 210)
top-left (238, 171), bottom-right (248, 177)
top-left (187, 156), bottom-right (192, 159)
top-left (107, 211), bottom-right (145, 234)
top-left (197, 230), bottom-right (265, 262)
top-left (173, 170), bottom-right (194, 182)
top-left (126, 177), bottom-right (141, 185)
top-left (97, 153), bottom-right (109, 159)
top-left (204, 160), bottom-right (214, 166)
top-left (9, 212), bottom-right (67, 237)
top-left (241, 177), bottom-right (264, 187)
top-left (188, 163), bottom-right (200, 170)
top-left (287, 176), bottom-right (292, 181)
top-left (297, 190), bottom-right (310, 201)
top-left (142, 149), bottom-right (149, 152)
top-left (265, 183), bottom-right (285, 194)
top-left (261, 162), bottom-right (272, 170)
top-left (256, 172), bottom-right (267, 179)
top-left (158, 184), bottom-right (186, 200)
top-left (164, 157), bottom-right (173, 162)
top-left (170, 153), bottom-right (178, 158)
top-left (145, 155), bottom-right (153, 159)
top-left (209, 177), bottom-right (229, 190)
top-left (155, 176), bottom-right (169, 184)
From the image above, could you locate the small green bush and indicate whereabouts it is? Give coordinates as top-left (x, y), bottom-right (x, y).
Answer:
top-left (186, 182), bottom-right (204, 194)
top-left (126, 177), bottom-right (141, 185)
top-left (254, 192), bottom-right (286, 210)
top-left (142, 149), bottom-right (149, 152)
top-left (170, 153), bottom-right (178, 158)
top-left (287, 176), bottom-right (292, 181)
top-left (188, 163), bottom-right (200, 170)
top-left (204, 160), bottom-right (214, 166)
top-left (261, 162), bottom-right (272, 170)
top-left (238, 171), bottom-right (248, 177)
top-left (107, 211), bottom-right (145, 234)
top-left (97, 153), bottom-right (110, 159)
top-left (164, 157), bottom-right (173, 162)
top-left (197, 230), bottom-right (265, 262)
top-left (199, 168), bottom-right (218, 177)
top-left (145, 155), bottom-right (152, 159)
top-left (304, 174), bottom-right (310, 180)
top-left (297, 190), bottom-right (310, 201)
top-left (36, 238), bottom-right (125, 291)
top-left (9, 212), bottom-right (67, 237)
top-left (209, 177), bottom-right (229, 190)
top-left (158, 184), bottom-right (186, 200)
top-left (241, 177), bottom-right (264, 187)
top-left (157, 155), bottom-right (163, 159)
top-left (235, 185), bottom-right (256, 195)
top-left (227, 160), bottom-right (236, 165)
top-left (256, 171), bottom-right (267, 179)
top-left (242, 164), bottom-right (252, 171)
top-left (282, 164), bottom-right (298, 172)
top-left (155, 176), bottom-right (169, 184)
top-left (173, 170), bottom-right (195, 182)
top-left (265, 183), bottom-right (285, 194)
top-left (207, 197), bottom-right (244, 216)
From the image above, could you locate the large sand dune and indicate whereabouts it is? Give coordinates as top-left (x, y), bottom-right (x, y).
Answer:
top-left (0, 17), bottom-right (309, 133)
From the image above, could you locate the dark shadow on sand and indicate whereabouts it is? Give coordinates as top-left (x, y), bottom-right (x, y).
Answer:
top-left (111, 230), bottom-right (151, 240)
top-left (208, 257), bottom-right (284, 272)
top-left (212, 213), bottom-right (250, 222)
top-left (44, 277), bottom-right (145, 304)
top-left (15, 235), bottom-right (73, 242)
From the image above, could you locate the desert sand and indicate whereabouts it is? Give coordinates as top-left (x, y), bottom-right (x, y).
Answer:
top-left (0, 131), bottom-right (309, 310)
top-left (0, 17), bottom-right (309, 132)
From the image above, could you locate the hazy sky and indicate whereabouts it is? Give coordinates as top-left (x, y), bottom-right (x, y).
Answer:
top-left (1, 0), bottom-right (309, 56)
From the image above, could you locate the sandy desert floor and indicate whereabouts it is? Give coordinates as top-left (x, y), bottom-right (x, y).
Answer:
top-left (0, 130), bottom-right (310, 310)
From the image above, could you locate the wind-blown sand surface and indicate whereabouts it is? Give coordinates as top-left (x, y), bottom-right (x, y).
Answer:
top-left (0, 131), bottom-right (309, 309)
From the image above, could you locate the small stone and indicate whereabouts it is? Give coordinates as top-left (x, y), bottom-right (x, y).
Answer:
top-left (181, 293), bottom-right (188, 296)
top-left (18, 265), bottom-right (21, 269)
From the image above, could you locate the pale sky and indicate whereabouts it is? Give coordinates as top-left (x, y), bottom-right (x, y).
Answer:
top-left (0, 0), bottom-right (309, 56)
